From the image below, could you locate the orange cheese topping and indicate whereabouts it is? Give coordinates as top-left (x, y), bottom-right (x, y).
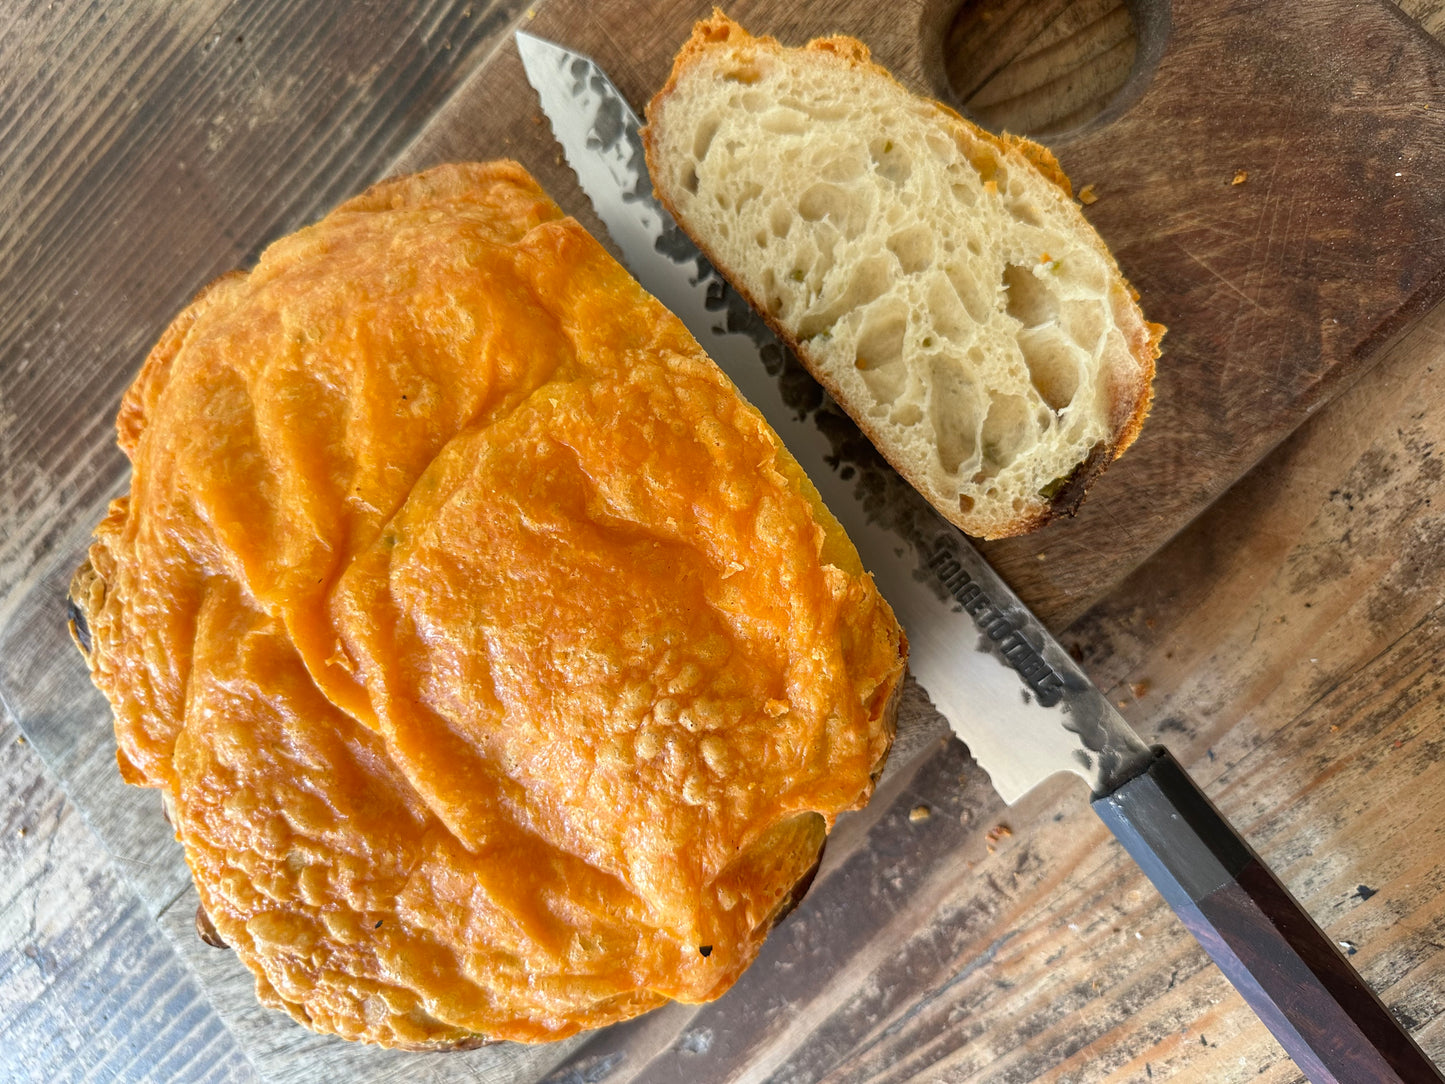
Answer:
top-left (79, 162), bottom-right (906, 1046)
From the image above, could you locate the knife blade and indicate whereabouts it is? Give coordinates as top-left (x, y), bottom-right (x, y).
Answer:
top-left (517, 30), bottom-right (1444, 1084)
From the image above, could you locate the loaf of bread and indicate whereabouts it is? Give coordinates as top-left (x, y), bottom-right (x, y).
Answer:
top-left (68, 161), bottom-right (906, 1047)
top-left (643, 14), bottom-right (1163, 539)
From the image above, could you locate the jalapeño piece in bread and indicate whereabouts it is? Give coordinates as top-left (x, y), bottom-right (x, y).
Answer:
top-left (643, 13), bottom-right (1164, 539)
top-left (69, 161), bottom-right (907, 1048)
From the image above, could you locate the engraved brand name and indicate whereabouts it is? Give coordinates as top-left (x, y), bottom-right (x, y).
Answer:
top-left (927, 544), bottom-right (1065, 707)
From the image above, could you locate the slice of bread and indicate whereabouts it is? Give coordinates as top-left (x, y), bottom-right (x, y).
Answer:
top-left (643, 13), bottom-right (1163, 539)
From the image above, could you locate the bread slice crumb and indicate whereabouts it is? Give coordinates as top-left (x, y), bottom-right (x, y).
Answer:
top-left (644, 13), bottom-right (1163, 538)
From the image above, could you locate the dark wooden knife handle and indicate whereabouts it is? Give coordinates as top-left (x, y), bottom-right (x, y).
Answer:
top-left (1093, 747), bottom-right (1443, 1084)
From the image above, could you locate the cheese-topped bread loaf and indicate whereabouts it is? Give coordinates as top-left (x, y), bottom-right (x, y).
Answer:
top-left (69, 161), bottom-right (907, 1048)
top-left (643, 14), bottom-right (1163, 539)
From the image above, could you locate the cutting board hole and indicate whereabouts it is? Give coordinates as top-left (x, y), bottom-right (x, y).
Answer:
top-left (931, 0), bottom-right (1169, 138)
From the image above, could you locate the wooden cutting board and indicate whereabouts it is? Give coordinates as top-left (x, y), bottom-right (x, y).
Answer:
top-left (398, 0), bottom-right (1445, 629)
top-left (8, 1), bottom-right (1445, 1082)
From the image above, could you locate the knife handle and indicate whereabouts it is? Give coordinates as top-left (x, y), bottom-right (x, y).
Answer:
top-left (1092, 747), bottom-right (1443, 1084)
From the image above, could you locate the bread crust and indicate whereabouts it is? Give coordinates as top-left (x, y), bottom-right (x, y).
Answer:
top-left (644, 12), bottom-right (1164, 539)
top-left (71, 160), bottom-right (907, 1047)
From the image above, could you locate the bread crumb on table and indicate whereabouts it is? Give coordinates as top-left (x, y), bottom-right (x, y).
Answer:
top-left (1231, 169), bottom-right (1248, 185)
top-left (1078, 183), bottom-right (1098, 205)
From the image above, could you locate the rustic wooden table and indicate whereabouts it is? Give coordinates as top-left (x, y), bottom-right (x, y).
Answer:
top-left (4, 1), bottom-right (1445, 1081)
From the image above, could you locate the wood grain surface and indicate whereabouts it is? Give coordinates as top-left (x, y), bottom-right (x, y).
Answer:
top-left (3, 0), bottom-right (1444, 1081)
top-left (945, 0), bottom-right (1138, 135)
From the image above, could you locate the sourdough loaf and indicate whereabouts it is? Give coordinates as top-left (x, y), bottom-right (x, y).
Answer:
top-left (68, 161), bottom-right (906, 1047)
top-left (643, 14), bottom-right (1163, 539)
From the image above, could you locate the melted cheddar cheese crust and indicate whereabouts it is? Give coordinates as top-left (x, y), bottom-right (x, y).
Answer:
top-left (72, 162), bottom-right (906, 1047)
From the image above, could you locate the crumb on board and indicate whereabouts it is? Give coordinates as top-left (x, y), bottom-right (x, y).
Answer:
top-left (1231, 169), bottom-right (1248, 185)
top-left (1078, 183), bottom-right (1098, 205)
top-left (909, 804), bottom-right (931, 823)
top-left (1129, 680), bottom-right (1150, 699)
top-left (985, 823), bottom-right (1012, 854)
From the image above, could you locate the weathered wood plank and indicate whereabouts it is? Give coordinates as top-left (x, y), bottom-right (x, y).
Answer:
top-left (5, 0), bottom-right (1445, 1081)
top-left (0, 716), bottom-right (257, 1084)
top-left (2, 539), bottom-right (192, 915)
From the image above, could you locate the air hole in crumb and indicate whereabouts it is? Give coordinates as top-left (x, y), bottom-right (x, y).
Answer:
top-left (887, 226), bottom-right (934, 274)
top-left (929, 356), bottom-right (981, 474)
top-left (769, 202), bottom-right (792, 239)
top-left (946, 263), bottom-right (991, 324)
top-left (1008, 199), bottom-right (1044, 228)
top-left (759, 106), bottom-right (808, 135)
top-left (760, 269), bottom-right (787, 319)
top-left (682, 164), bottom-right (699, 196)
top-left (693, 115), bottom-right (722, 162)
top-left (797, 256), bottom-right (891, 339)
top-left (892, 402), bottom-right (923, 426)
top-left (870, 136), bottom-right (912, 184)
top-left (735, 180), bottom-right (765, 211)
top-left (798, 182), bottom-right (852, 224)
top-left (1003, 263), bottom-right (1059, 327)
top-left (1017, 327), bottom-right (1082, 411)
top-left (925, 275), bottom-right (969, 341)
top-left (820, 146), bottom-right (869, 182)
top-left (855, 306), bottom-right (909, 405)
top-left (979, 394), bottom-right (1034, 470)
top-left (1060, 299), bottom-right (1106, 351)
top-left (784, 94), bottom-right (850, 122)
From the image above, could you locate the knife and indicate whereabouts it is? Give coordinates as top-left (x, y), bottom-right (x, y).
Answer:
top-left (516, 30), bottom-right (1443, 1084)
